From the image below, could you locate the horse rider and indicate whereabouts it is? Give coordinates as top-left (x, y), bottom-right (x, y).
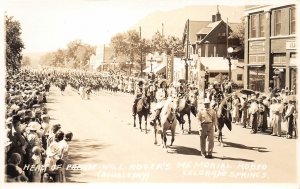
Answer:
top-left (150, 79), bottom-right (169, 126)
top-left (132, 80), bottom-right (144, 116)
top-left (197, 98), bottom-right (217, 159)
top-left (177, 79), bottom-right (187, 98)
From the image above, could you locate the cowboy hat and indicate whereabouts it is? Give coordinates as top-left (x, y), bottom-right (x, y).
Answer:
top-left (46, 142), bottom-right (60, 156)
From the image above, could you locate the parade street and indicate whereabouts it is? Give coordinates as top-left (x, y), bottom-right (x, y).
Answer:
top-left (46, 86), bottom-right (297, 183)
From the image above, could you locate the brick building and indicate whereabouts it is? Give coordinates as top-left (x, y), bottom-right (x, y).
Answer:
top-left (244, 4), bottom-right (297, 93)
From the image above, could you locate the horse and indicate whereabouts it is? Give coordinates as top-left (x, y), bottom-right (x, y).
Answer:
top-left (176, 95), bottom-right (192, 134)
top-left (153, 96), bottom-right (177, 152)
top-left (216, 95), bottom-right (233, 147)
top-left (134, 95), bottom-right (151, 133)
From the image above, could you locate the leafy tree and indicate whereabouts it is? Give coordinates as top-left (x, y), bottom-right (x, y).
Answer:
top-left (150, 31), bottom-right (183, 55)
top-left (229, 17), bottom-right (245, 59)
top-left (5, 16), bottom-right (25, 72)
top-left (40, 40), bottom-right (95, 69)
top-left (229, 17), bottom-right (245, 47)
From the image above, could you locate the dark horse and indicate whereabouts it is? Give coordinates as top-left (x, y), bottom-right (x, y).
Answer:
top-left (176, 96), bottom-right (191, 134)
top-left (133, 95), bottom-right (151, 133)
top-left (216, 95), bottom-right (232, 146)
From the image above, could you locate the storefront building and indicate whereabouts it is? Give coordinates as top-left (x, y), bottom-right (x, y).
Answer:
top-left (244, 4), bottom-right (297, 93)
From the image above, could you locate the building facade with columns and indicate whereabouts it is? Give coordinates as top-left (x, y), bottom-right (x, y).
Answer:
top-left (244, 4), bottom-right (297, 93)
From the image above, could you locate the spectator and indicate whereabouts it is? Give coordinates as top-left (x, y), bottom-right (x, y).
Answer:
top-left (6, 153), bottom-right (29, 182)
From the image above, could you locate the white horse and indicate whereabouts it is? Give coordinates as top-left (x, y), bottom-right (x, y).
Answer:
top-left (153, 96), bottom-right (178, 152)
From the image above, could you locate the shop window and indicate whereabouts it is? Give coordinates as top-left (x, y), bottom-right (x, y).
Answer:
top-left (259, 13), bottom-right (265, 37)
top-left (273, 53), bottom-right (286, 65)
top-left (290, 7), bottom-right (296, 35)
top-left (249, 67), bottom-right (265, 92)
top-left (274, 10), bottom-right (282, 36)
top-left (250, 15), bottom-right (257, 38)
top-left (237, 74), bottom-right (243, 81)
top-left (249, 55), bottom-right (265, 63)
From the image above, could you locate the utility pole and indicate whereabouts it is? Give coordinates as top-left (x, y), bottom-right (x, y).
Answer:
top-left (185, 19), bottom-right (189, 81)
top-left (139, 26), bottom-right (143, 77)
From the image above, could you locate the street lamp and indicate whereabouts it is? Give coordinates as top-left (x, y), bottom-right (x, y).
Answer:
top-left (126, 61), bottom-right (133, 76)
top-left (226, 47), bottom-right (233, 81)
top-left (149, 57), bottom-right (156, 72)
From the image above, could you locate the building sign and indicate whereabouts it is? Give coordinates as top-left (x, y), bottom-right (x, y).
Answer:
top-left (166, 55), bottom-right (174, 84)
top-left (286, 40), bottom-right (296, 50)
top-left (249, 41), bottom-right (265, 54)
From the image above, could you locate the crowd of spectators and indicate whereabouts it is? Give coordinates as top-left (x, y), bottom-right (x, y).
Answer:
top-left (5, 68), bottom-right (73, 182)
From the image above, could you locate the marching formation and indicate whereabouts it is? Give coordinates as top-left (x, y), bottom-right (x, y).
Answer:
top-left (4, 67), bottom-right (298, 182)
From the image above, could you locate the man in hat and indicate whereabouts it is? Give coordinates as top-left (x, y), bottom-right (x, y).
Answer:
top-left (249, 96), bottom-right (258, 134)
top-left (132, 80), bottom-right (145, 116)
top-left (240, 95), bottom-right (248, 128)
top-left (197, 98), bottom-right (217, 158)
top-left (150, 79), bottom-right (169, 126)
top-left (285, 100), bottom-right (296, 139)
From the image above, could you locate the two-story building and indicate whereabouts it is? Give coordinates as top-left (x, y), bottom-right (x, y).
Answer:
top-left (244, 4), bottom-right (297, 93)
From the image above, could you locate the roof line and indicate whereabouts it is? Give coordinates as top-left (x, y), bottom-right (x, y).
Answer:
top-left (199, 20), bottom-right (223, 44)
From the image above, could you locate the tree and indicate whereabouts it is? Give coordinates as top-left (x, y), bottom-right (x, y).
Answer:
top-left (229, 17), bottom-right (245, 47)
top-left (150, 31), bottom-right (183, 55)
top-left (229, 17), bottom-right (245, 59)
top-left (111, 30), bottom-right (152, 74)
top-left (5, 16), bottom-right (25, 72)
top-left (40, 40), bottom-right (95, 69)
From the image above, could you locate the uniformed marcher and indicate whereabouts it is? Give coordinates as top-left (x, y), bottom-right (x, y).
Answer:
top-left (197, 98), bottom-right (217, 159)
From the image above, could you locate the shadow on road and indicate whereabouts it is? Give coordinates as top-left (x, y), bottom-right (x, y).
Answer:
top-left (213, 156), bottom-right (254, 162)
top-left (168, 145), bottom-right (201, 156)
top-left (65, 139), bottom-right (110, 183)
top-left (223, 141), bottom-right (270, 152)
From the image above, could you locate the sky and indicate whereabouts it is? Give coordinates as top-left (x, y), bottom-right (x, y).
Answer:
top-left (3, 0), bottom-right (297, 53)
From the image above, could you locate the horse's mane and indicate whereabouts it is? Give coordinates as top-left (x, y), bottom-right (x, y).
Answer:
top-left (217, 96), bottom-right (231, 118)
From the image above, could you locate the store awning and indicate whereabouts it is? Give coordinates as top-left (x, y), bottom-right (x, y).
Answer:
top-left (143, 66), bottom-right (152, 73)
top-left (153, 64), bottom-right (166, 74)
top-left (143, 63), bottom-right (166, 73)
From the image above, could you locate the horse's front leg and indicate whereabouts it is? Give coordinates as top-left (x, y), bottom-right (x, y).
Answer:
top-left (139, 115), bottom-right (142, 132)
top-left (218, 130), bottom-right (224, 147)
top-left (144, 114), bottom-right (147, 134)
top-left (154, 125), bottom-right (157, 145)
top-left (180, 115), bottom-right (184, 133)
top-left (187, 113), bottom-right (191, 134)
top-left (170, 127), bottom-right (175, 146)
top-left (133, 115), bottom-right (136, 127)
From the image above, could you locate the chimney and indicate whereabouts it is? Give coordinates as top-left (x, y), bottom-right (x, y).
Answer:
top-left (212, 15), bottom-right (216, 22)
top-left (216, 5), bottom-right (221, 21)
top-left (216, 12), bottom-right (221, 21)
